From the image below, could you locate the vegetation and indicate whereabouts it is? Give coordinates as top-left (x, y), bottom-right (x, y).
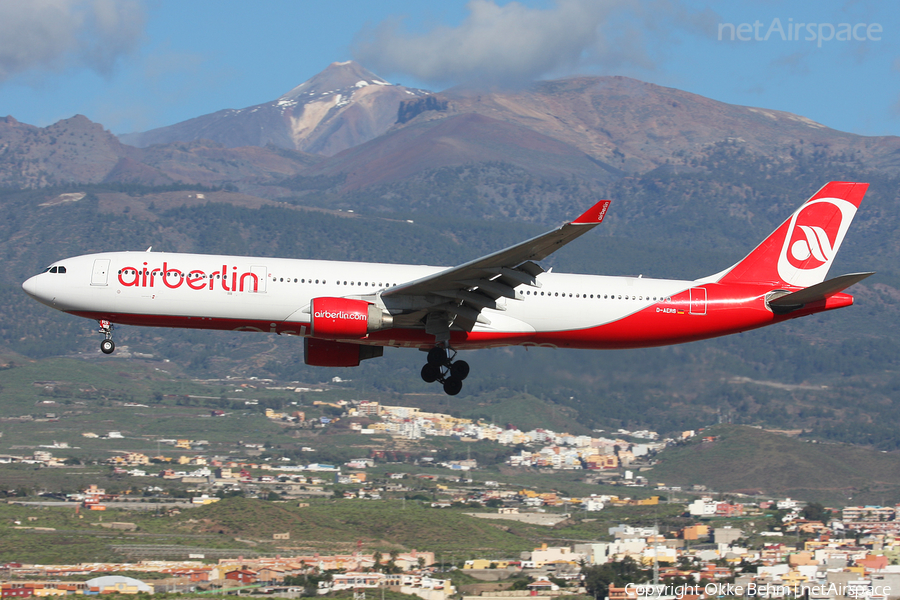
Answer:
top-left (650, 425), bottom-right (900, 505)
top-left (0, 494), bottom-right (688, 564)
top-left (583, 557), bottom-right (652, 599)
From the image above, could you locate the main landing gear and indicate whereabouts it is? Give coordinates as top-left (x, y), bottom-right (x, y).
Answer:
top-left (98, 320), bottom-right (116, 354)
top-left (420, 346), bottom-right (469, 396)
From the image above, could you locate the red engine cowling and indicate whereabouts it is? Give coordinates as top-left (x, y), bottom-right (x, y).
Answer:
top-left (309, 297), bottom-right (393, 339)
top-left (304, 338), bottom-right (384, 367)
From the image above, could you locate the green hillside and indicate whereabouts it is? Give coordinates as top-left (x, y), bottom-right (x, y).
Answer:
top-left (648, 424), bottom-right (900, 505)
top-left (184, 498), bottom-right (540, 554)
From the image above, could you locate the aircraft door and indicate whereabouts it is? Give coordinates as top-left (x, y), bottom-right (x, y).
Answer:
top-left (250, 266), bottom-right (267, 292)
top-left (91, 259), bottom-right (110, 286)
top-left (690, 287), bottom-right (707, 315)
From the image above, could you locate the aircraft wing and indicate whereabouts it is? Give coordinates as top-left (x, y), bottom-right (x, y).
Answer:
top-left (382, 200), bottom-right (611, 332)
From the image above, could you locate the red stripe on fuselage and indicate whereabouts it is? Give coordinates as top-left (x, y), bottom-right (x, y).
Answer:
top-left (69, 284), bottom-right (854, 351)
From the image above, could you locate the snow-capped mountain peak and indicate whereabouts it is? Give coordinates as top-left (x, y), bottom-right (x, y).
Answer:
top-left (119, 61), bottom-right (430, 156)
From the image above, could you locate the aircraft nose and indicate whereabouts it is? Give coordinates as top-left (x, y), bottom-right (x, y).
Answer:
top-left (22, 277), bottom-right (37, 298)
top-left (22, 275), bottom-right (39, 298)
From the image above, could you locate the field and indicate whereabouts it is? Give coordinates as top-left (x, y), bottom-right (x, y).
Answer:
top-left (0, 495), bottom-right (709, 565)
top-left (649, 425), bottom-right (900, 506)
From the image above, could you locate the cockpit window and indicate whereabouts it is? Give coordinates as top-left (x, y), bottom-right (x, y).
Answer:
top-left (50, 267), bottom-right (58, 274)
top-left (58, 266), bottom-right (66, 274)
top-left (46, 266), bottom-right (66, 274)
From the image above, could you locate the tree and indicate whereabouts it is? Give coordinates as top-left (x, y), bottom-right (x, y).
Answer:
top-left (372, 551), bottom-right (383, 572)
top-left (584, 557), bottom-right (651, 599)
top-left (386, 550), bottom-right (400, 573)
top-left (802, 502), bottom-right (829, 523)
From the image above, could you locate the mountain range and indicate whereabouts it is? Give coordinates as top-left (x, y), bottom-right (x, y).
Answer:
top-left (121, 61), bottom-right (900, 186)
top-left (4, 61), bottom-right (900, 197)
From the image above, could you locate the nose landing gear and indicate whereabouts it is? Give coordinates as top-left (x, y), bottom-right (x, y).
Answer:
top-left (98, 320), bottom-right (116, 354)
top-left (420, 346), bottom-right (469, 395)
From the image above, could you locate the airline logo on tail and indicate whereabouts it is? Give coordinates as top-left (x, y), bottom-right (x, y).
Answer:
top-left (777, 197), bottom-right (857, 287)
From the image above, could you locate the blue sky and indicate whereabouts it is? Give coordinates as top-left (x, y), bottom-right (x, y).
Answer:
top-left (1, 0), bottom-right (897, 137)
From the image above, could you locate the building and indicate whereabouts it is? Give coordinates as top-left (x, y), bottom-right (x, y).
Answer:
top-left (1, 584), bottom-right (33, 598)
top-left (688, 498), bottom-right (718, 517)
top-left (682, 525), bottom-right (710, 541)
top-left (529, 544), bottom-right (584, 567)
top-left (224, 569), bottom-right (257, 584)
top-left (329, 573), bottom-right (383, 591)
top-left (85, 576), bottom-right (153, 595)
top-left (607, 585), bottom-right (639, 600)
top-left (714, 528), bottom-right (743, 545)
top-left (842, 506), bottom-right (896, 524)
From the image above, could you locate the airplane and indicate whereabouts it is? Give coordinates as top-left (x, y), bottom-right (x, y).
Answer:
top-left (22, 181), bottom-right (872, 396)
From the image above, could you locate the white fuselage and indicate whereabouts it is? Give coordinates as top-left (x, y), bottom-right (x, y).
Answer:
top-left (23, 250), bottom-right (695, 346)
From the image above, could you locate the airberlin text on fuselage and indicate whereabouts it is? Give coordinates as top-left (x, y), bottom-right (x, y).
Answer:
top-left (117, 262), bottom-right (259, 292)
top-left (314, 310), bottom-right (366, 321)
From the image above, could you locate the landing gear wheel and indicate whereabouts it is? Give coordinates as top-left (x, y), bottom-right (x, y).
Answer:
top-left (450, 360), bottom-right (470, 381)
top-left (443, 377), bottom-right (463, 396)
top-left (422, 345), bottom-right (468, 395)
top-left (427, 346), bottom-right (448, 366)
top-left (98, 320), bottom-right (115, 354)
top-left (421, 363), bottom-right (441, 383)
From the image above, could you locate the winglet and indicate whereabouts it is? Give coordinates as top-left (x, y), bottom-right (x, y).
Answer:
top-left (572, 200), bottom-right (611, 225)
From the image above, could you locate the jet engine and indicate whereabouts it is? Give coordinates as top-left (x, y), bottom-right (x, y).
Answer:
top-left (309, 297), bottom-right (393, 338)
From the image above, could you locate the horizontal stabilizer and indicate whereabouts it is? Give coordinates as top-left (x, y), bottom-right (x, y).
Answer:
top-left (768, 272), bottom-right (874, 310)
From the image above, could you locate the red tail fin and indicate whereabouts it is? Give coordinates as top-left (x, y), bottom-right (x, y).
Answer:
top-left (716, 181), bottom-right (868, 287)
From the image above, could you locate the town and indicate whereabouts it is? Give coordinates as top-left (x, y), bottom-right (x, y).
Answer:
top-left (3, 491), bottom-right (900, 600)
top-left (3, 395), bottom-right (900, 600)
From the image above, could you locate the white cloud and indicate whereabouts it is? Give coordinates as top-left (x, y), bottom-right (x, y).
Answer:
top-left (0, 0), bottom-right (145, 83)
top-left (351, 0), bottom-right (718, 88)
